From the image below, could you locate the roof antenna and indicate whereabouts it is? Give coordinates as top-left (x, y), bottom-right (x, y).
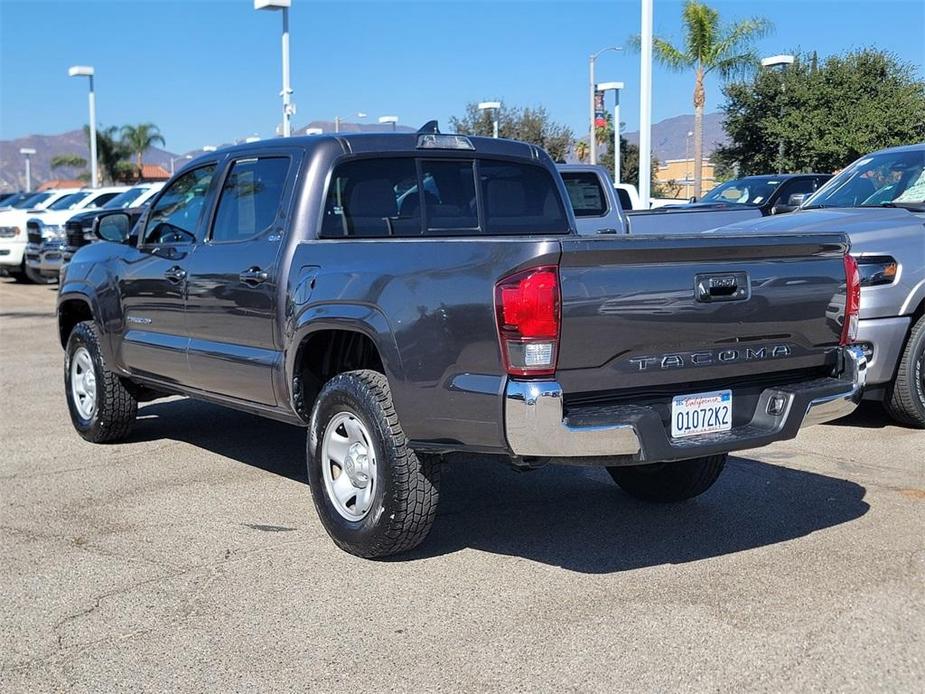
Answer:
top-left (417, 120), bottom-right (440, 134)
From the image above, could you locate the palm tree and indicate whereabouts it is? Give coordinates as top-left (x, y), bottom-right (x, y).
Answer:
top-left (121, 123), bottom-right (166, 180)
top-left (575, 141), bottom-right (589, 162)
top-left (639, 1), bottom-right (771, 197)
top-left (90, 125), bottom-right (133, 184)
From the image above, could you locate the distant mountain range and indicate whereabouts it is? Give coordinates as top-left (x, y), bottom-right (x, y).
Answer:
top-left (0, 113), bottom-right (727, 190)
top-left (0, 130), bottom-right (176, 191)
top-left (623, 112), bottom-right (728, 162)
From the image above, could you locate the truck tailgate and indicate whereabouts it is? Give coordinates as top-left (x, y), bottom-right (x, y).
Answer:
top-left (556, 233), bottom-right (849, 396)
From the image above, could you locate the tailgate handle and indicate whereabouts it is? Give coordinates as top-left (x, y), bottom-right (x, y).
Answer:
top-left (695, 272), bottom-right (749, 303)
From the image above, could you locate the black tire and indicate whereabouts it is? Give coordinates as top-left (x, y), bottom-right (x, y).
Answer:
top-left (12, 260), bottom-right (30, 283)
top-left (884, 315), bottom-right (925, 428)
top-left (24, 263), bottom-right (55, 284)
top-left (65, 320), bottom-right (138, 443)
top-left (307, 369), bottom-right (440, 558)
top-left (607, 454), bottom-right (727, 502)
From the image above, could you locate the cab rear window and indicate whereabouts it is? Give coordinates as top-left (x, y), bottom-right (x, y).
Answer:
top-left (320, 156), bottom-right (568, 237)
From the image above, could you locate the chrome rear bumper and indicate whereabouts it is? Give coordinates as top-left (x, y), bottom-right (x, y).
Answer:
top-left (504, 345), bottom-right (867, 463)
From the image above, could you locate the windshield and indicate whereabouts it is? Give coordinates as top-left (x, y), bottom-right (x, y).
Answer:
top-left (103, 186), bottom-right (148, 209)
top-left (14, 192), bottom-right (54, 209)
top-left (1, 193), bottom-right (30, 207)
top-left (805, 149), bottom-right (925, 209)
top-left (47, 191), bottom-right (91, 210)
top-left (701, 178), bottom-right (781, 205)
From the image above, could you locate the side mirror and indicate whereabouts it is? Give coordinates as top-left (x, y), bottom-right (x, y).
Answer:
top-left (94, 212), bottom-right (132, 243)
top-left (689, 196), bottom-right (697, 203)
top-left (788, 193), bottom-right (808, 207)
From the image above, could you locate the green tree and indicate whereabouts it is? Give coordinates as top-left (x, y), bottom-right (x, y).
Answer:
top-left (634, 0), bottom-right (771, 197)
top-left (94, 125), bottom-right (135, 184)
top-left (450, 101), bottom-right (573, 161)
top-left (715, 49), bottom-right (925, 175)
top-left (121, 123), bottom-right (166, 179)
top-left (50, 154), bottom-right (89, 182)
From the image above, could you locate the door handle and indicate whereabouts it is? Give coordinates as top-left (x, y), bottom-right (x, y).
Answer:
top-left (239, 266), bottom-right (269, 286)
top-left (164, 265), bottom-right (187, 283)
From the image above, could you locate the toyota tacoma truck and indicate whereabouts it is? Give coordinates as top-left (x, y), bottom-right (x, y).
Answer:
top-left (57, 127), bottom-right (867, 558)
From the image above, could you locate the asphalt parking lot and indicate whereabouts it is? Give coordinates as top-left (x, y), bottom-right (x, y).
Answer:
top-left (1, 279), bottom-right (923, 692)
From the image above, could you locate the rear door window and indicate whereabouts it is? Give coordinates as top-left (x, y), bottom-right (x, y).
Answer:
top-left (561, 171), bottom-right (608, 217)
top-left (321, 156), bottom-right (568, 237)
top-left (211, 157), bottom-right (290, 242)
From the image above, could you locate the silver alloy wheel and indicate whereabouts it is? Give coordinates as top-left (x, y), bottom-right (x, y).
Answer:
top-left (70, 346), bottom-right (97, 420)
top-left (321, 411), bottom-right (377, 521)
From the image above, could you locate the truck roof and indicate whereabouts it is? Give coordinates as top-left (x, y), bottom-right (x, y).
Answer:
top-left (192, 132), bottom-right (546, 163)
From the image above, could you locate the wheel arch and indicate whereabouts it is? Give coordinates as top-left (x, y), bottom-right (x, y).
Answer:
top-left (286, 306), bottom-right (404, 422)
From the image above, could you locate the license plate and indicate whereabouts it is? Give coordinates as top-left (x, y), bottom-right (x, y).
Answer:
top-left (671, 389), bottom-right (732, 439)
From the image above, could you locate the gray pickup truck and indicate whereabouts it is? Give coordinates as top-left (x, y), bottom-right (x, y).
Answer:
top-left (557, 164), bottom-right (767, 235)
top-left (719, 144), bottom-right (925, 427)
top-left (57, 128), bottom-right (866, 557)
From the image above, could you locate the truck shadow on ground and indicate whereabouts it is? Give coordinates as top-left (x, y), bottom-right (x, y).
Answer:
top-left (823, 400), bottom-right (896, 429)
top-left (133, 398), bottom-right (869, 574)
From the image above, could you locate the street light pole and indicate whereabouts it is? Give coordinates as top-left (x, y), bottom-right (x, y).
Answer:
top-left (19, 148), bottom-right (35, 192)
top-left (378, 116), bottom-right (399, 132)
top-left (761, 54), bottom-right (795, 175)
top-left (170, 154), bottom-right (192, 176)
top-left (478, 101), bottom-right (501, 138)
top-left (597, 82), bottom-right (624, 183)
top-left (638, 0), bottom-right (653, 208)
top-left (255, 1), bottom-right (294, 137)
top-left (68, 65), bottom-right (97, 188)
top-left (588, 47), bottom-right (623, 165)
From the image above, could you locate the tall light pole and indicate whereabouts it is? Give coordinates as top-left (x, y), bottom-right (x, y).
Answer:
top-left (761, 54), bottom-right (795, 174)
top-left (68, 65), bottom-right (97, 188)
top-left (478, 101), bottom-right (501, 138)
top-left (378, 115), bottom-right (399, 132)
top-left (638, 0), bottom-right (653, 208)
top-left (19, 148), bottom-right (36, 192)
top-left (588, 47), bottom-right (623, 164)
top-left (255, 1), bottom-right (294, 137)
top-left (597, 82), bottom-right (624, 183)
top-left (170, 154), bottom-right (192, 176)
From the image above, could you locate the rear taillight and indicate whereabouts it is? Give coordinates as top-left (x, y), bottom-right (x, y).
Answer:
top-left (495, 266), bottom-right (560, 377)
top-left (841, 254), bottom-right (860, 345)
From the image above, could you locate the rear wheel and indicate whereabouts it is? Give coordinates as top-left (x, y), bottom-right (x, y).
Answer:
top-left (307, 369), bottom-right (440, 558)
top-left (884, 315), bottom-right (925, 428)
top-left (607, 454), bottom-right (727, 502)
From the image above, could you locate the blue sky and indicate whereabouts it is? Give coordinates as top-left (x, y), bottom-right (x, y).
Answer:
top-left (1, 0), bottom-right (923, 153)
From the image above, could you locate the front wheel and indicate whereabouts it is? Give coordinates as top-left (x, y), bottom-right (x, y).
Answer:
top-left (307, 370), bottom-right (440, 558)
top-left (607, 454), bottom-right (727, 502)
top-left (884, 314), bottom-right (925, 428)
top-left (24, 263), bottom-right (56, 284)
top-left (65, 320), bottom-right (138, 443)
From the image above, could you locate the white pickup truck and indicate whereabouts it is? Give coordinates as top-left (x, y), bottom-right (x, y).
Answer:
top-left (557, 164), bottom-right (764, 235)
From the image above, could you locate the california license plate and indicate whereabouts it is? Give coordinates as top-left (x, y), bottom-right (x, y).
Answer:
top-left (671, 389), bottom-right (732, 438)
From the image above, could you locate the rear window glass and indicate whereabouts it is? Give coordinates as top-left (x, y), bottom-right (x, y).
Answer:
top-left (562, 172), bottom-right (608, 217)
top-left (321, 156), bottom-right (567, 237)
top-left (615, 187), bottom-right (632, 211)
top-left (479, 160), bottom-right (567, 234)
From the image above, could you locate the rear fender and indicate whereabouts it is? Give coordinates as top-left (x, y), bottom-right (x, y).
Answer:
top-left (284, 302), bottom-right (404, 413)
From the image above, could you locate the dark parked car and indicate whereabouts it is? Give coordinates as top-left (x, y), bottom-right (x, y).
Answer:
top-left (671, 174), bottom-right (832, 215)
top-left (57, 127), bottom-right (865, 557)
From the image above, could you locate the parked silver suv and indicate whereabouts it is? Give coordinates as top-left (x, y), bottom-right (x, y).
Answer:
top-left (721, 144), bottom-right (925, 427)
